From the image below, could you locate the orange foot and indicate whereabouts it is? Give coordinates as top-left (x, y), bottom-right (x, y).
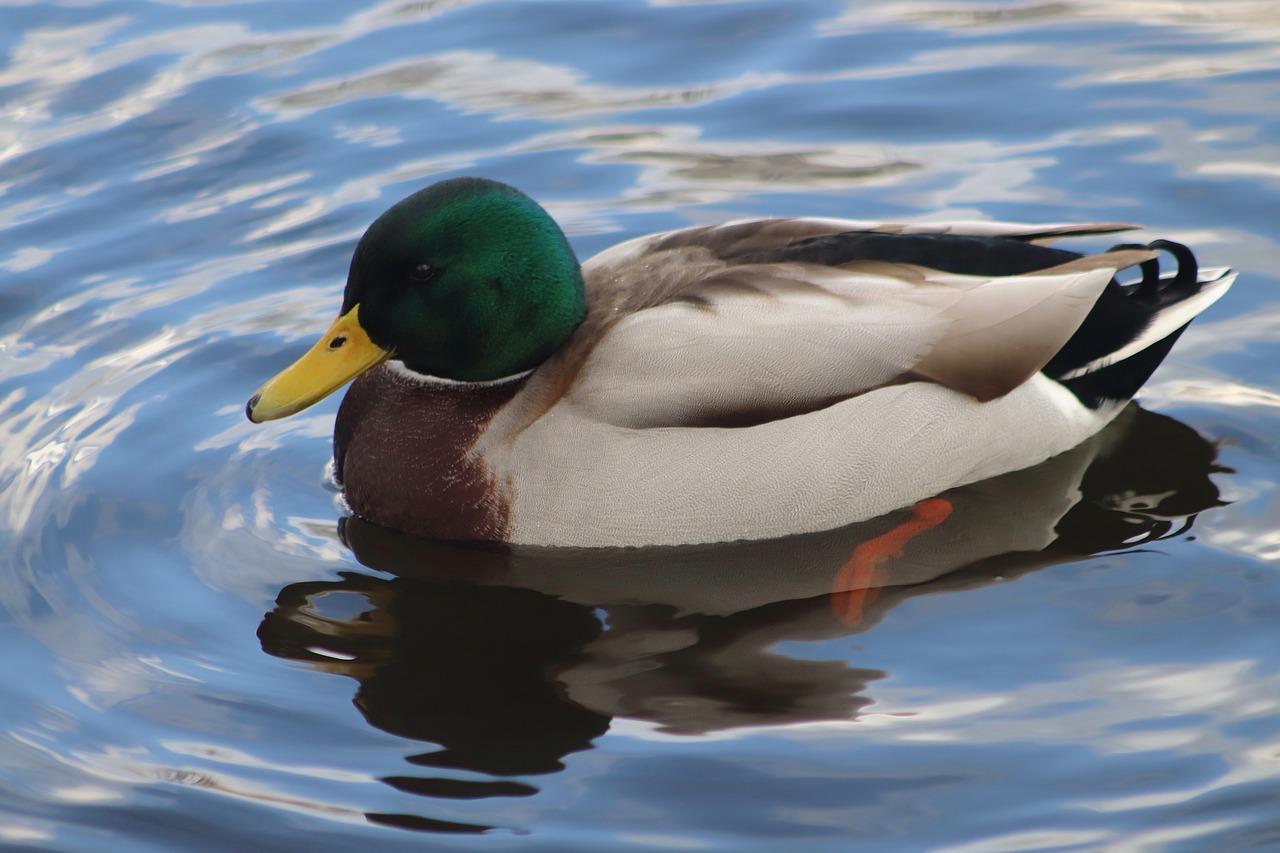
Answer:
top-left (832, 497), bottom-right (953, 627)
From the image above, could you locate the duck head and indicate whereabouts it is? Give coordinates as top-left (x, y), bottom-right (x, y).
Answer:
top-left (246, 177), bottom-right (586, 422)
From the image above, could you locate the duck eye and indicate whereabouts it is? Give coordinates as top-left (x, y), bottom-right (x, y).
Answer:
top-left (409, 263), bottom-right (436, 282)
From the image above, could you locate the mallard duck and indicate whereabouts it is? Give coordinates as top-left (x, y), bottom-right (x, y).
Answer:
top-left (246, 177), bottom-right (1234, 547)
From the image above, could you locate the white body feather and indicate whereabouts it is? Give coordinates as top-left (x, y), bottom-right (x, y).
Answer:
top-left (486, 373), bottom-right (1118, 547)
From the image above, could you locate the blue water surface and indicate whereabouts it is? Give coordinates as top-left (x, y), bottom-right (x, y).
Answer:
top-left (2, 0), bottom-right (1280, 849)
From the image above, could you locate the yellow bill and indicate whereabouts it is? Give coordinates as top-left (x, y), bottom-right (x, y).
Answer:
top-left (246, 305), bottom-right (392, 423)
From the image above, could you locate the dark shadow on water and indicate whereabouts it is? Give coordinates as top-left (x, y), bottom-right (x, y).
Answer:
top-left (256, 403), bottom-right (1228, 834)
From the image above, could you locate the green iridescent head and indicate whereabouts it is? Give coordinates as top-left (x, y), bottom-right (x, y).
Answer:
top-left (344, 177), bottom-right (586, 380)
top-left (246, 177), bottom-right (586, 422)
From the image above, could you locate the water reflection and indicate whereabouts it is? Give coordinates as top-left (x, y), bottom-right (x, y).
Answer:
top-left (257, 404), bottom-right (1227, 833)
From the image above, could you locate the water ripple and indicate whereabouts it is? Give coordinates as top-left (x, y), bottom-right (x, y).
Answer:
top-left (1, 0), bottom-right (1279, 847)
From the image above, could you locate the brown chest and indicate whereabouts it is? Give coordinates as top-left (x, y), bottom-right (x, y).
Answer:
top-left (334, 366), bottom-right (526, 541)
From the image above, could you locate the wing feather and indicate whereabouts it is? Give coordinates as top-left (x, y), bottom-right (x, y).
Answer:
top-left (913, 249), bottom-right (1158, 400)
top-left (498, 220), bottom-right (1153, 435)
top-left (582, 218), bottom-right (1140, 270)
top-left (567, 264), bottom-right (958, 428)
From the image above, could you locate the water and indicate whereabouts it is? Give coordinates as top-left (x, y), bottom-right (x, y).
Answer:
top-left (2, 0), bottom-right (1279, 848)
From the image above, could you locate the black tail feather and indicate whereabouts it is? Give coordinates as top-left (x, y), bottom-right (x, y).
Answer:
top-left (1045, 240), bottom-right (1204, 408)
top-left (1056, 323), bottom-right (1189, 409)
top-left (1147, 239), bottom-right (1199, 292)
top-left (1105, 242), bottom-right (1162, 297)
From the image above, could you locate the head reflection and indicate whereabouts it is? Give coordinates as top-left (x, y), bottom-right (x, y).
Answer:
top-left (257, 404), bottom-right (1227, 834)
top-left (257, 572), bottom-right (610, 833)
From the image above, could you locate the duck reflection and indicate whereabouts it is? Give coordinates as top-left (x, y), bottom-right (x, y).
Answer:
top-left (257, 404), bottom-right (1227, 833)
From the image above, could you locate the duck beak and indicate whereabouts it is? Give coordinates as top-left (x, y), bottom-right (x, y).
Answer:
top-left (246, 305), bottom-right (392, 423)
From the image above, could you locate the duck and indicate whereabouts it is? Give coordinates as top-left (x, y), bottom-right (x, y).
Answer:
top-left (245, 176), bottom-right (1234, 548)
